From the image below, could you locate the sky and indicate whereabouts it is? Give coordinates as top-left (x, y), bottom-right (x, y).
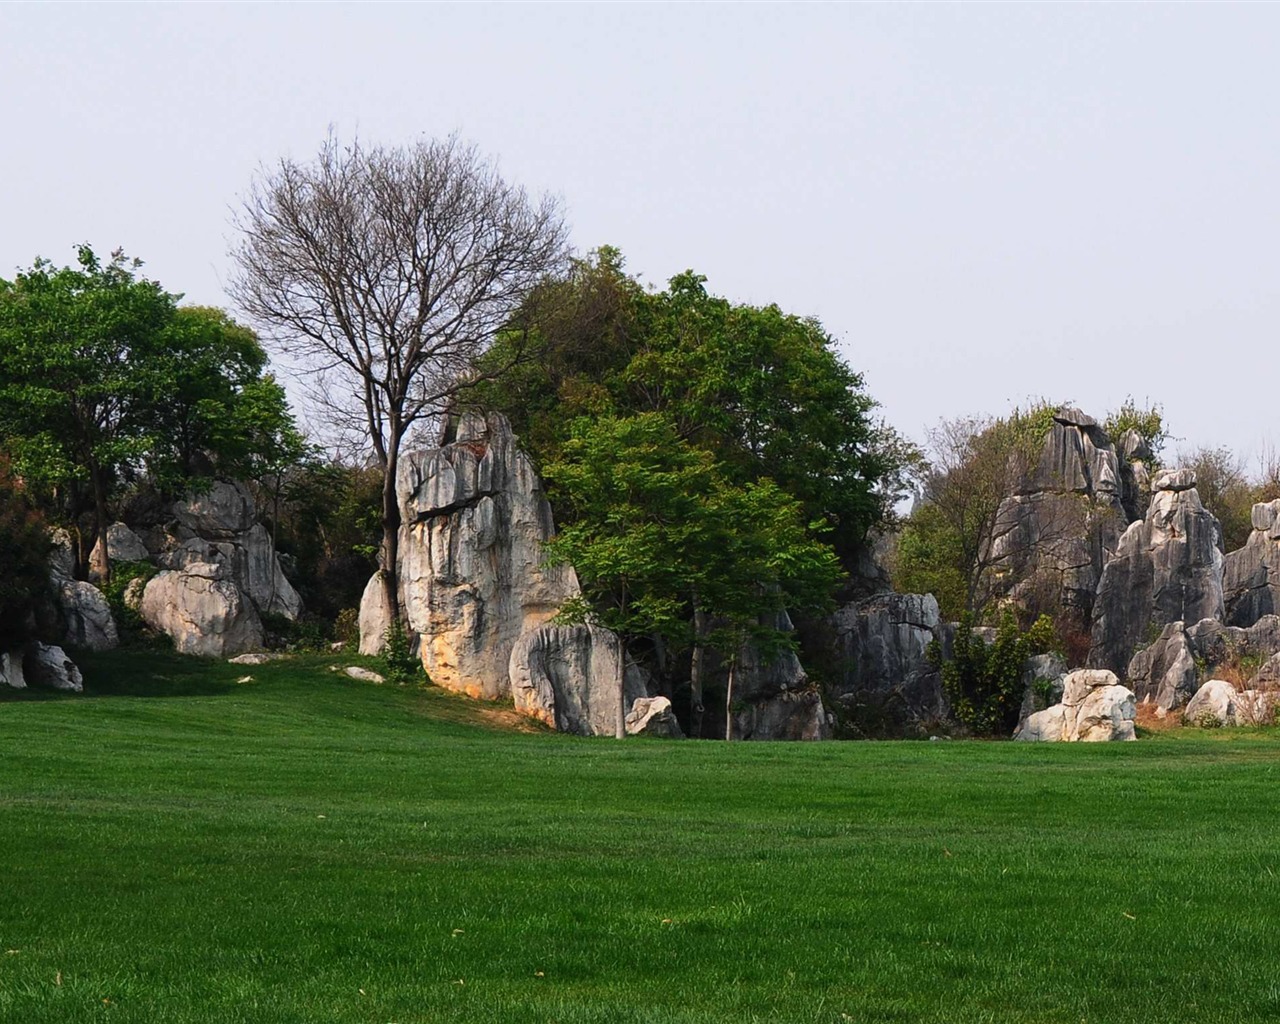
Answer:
top-left (3, 3), bottom-right (1278, 466)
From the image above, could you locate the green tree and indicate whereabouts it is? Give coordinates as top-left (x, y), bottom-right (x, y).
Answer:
top-left (544, 413), bottom-right (841, 739)
top-left (0, 460), bottom-right (52, 647)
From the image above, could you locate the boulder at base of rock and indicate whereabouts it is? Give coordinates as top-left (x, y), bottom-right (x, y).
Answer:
top-left (731, 688), bottom-right (831, 741)
top-left (1126, 621), bottom-right (1199, 711)
top-left (720, 608), bottom-right (832, 741)
top-left (139, 562), bottom-right (264, 658)
top-left (625, 696), bottom-right (684, 738)
top-left (1184, 679), bottom-right (1274, 727)
top-left (344, 666), bottom-right (385, 683)
top-left (56, 579), bottom-right (119, 652)
top-left (508, 624), bottom-right (648, 736)
top-left (24, 643), bottom-right (83, 692)
top-left (358, 573), bottom-right (394, 656)
top-left (1, 650), bottom-right (27, 689)
top-left (1015, 652), bottom-right (1067, 735)
top-left (1015, 669), bottom-right (1136, 741)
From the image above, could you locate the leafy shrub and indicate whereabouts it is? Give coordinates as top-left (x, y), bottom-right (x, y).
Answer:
top-left (334, 607), bottom-right (360, 647)
top-left (100, 559), bottom-right (157, 644)
top-left (380, 619), bottom-right (421, 686)
top-left (261, 611), bottom-right (330, 652)
top-left (0, 461), bottom-right (52, 647)
top-left (929, 612), bottom-right (1057, 736)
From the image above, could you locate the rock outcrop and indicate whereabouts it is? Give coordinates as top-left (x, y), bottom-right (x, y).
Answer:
top-left (1, 650), bottom-right (26, 689)
top-left (139, 561), bottom-right (264, 658)
top-left (1184, 678), bottom-right (1274, 727)
top-left (508, 624), bottom-right (648, 736)
top-left (1015, 669), bottom-right (1136, 742)
top-left (145, 481), bottom-right (302, 620)
top-left (54, 579), bottom-right (118, 652)
top-left (1014, 652), bottom-right (1067, 735)
top-left (1125, 621), bottom-right (1199, 711)
top-left (625, 696), bottom-right (684, 738)
top-left (1223, 500), bottom-right (1280, 628)
top-left (357, 573), bottom-right (394, 656)
top-left (386, 412), bottom-right (580, 699)
top-left (718, 609), bottom-right (832, 741)
top-left (24, 643), bottom-right (84, 692)
top-left (826, 593), bottom-right (948, 733)
top-left (1089, 470), bottom-right (1225, 673)
top-left (987, 408), bottom-right (1137, 625)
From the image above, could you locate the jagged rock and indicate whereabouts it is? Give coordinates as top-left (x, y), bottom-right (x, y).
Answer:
top-left (139, 562), bottom-right (264, 658)
top-left (508, 624), bottom-right (648, 736)
top-left (358, 573), bottom-right (394, 656)
top-left (48, 528), bottom-right (75, 580)
top-left (122, 577), bottom-right (147, 611)
top-left (55, 579), bottom-right (118, 652)
top-left (1015, 652), bottom-right (1067, 734)
top-left (24, 643), bottom-right (83, 692)
top-left (397, 412), bottom-right (579, 699)
top-left (1185, 615), bottom-right (1280, 667)
top-left (1249, 652), bottom-right (1280, 688)
top-left (344, 666), bottom-right (385, 683)
top-left (158, 525), bottom-right (302, 620)
top-left (1, 650), bottom-right (26, 689)
top-left (91, 522), bottom-right (151, 566)
top-left (1126, 622), bottom-right (1199, 710)
top-left (731, 688), bottom-right (831, 741)
top-left (1015, 669), bottom-right (1136, 741)
top-left (1089, 470), bottom-right (1224, 673)
top-left (1184, 679), bottom-right (1273, 727)
top-left (625, 696), bottom-right (684, 738)
top-left (827, 593), bottom-right (947, 729)
top-left (172, 480), bottom-right (256, 538)
top-left (1223, 500), bottom-right (1280, 627)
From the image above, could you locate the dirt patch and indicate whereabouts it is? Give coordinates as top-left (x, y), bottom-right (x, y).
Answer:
top-left (1135, 702), bottom-right (1184, 733)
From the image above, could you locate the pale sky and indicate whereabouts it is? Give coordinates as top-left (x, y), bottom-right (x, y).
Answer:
top-left (3, 3), bottom-right (1277, 465)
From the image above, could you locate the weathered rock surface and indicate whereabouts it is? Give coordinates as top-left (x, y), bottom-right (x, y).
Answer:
top-left (508, 624), bottom-right (648, 736)
top-left (24, 643), bottom-right (83, 692)
top-left (139, 561), bottom-right (264, 658)
top-left (1089, 470), bottom-right (1224, 673)
top-left (1015, 652), bottom-right (1067, 734)
top-left (1126, 621), bottom-right (1199, 711)
top-left (1, 650), bottom-right (26, 689)
top-left (826, 593), bottom-right (947, 731)
top-left (55, 579), bottom-right (118, 652)
top-left (48, 528), bottom-right (75, 580)
top-left (344, 666), bottom-right (385, 683)
top-left (228, 652), bottom-right (285, 665)
top-left (1184, 678), bottom-right (1274, 727)
top-left (357, 573), bottom-right (394, 657)
top-left (625, 696), bottom-right (684, 738)
top-left (731, 687), bottom-right (831, 741)
top-left (1015, 669), bottom-right (1136, 741)
top-left (89, 522), bottom-right (151, 569)
top-left (172, 480), bottom-right (256, 537)
top-left (393, 412), bottom-right (579, 699)
top-left (1224, 500), bottom-right (1280, 628)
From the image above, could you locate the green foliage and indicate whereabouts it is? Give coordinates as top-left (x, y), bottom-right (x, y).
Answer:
top-left (892, 503), bottom-right (969, 621)
top-left (260, 611), bottom-right (330, 652)
top-left (99, 559), bottom-right (157, 644)
top-left (334, 608), bottom-right (361, 647)
top-left (545, 412), bottom-right (842, 662)
top-left (381, 619), bottom-right (422, 686)
top-left (930, 612), bottom-right (1056, 736)
top-left (0, 462), bottom-right (51, 646)
top-left (1104, 398), bottom-right (1168, 468)
top-left (477, 248), bottom-right (916, 567)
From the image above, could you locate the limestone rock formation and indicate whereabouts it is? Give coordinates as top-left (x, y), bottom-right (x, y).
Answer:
top-left (826, 593), bottom-right (947, 732)
top-left (988, 408), bottom-right (1135, 624)
top-left (1015, 669), bottom-right (1136, 742)
top-left (357, 573), bottom-right (394, 656)
top-left (625, 696), bottom-right (684, 738)
top-left (508, 624), bottom-right (648, 736)
top-left (24, 643), bottom-right (84, 692)
top-left (1089, 470), bottom-right (1224, 673)
top-left (1184, 679), bottom-right (1273, 727)
top-left (1126, 621), bottom-right (1199, 711)
top-left (146, 481), bottom-right (302, 620)
top-left (48, 528), bottom-right (75, 580)
top-left (1, 650), bottom-right (26, 689)
top-left (1223, 500), bottom-right (1280, 628)
top-left (55, 579), bottom-right (118, 652)
top-left (731, 688), bottom-right (830, 741)
top-left (392, 412), bottom-right (579, 699)
top-left (1014, 652), bottom-right (1067, 735)
top-left (139, 561), bottom-right (264, 658)
top-left (89, 522), bottom-right (151, 571)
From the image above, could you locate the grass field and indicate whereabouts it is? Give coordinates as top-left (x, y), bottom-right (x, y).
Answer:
top-left (2, 650), bottom-right (1279, 1023)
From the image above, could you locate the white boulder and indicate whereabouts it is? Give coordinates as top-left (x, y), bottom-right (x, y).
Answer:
top-left (139, 562), bottom-right (264, 658)
top-left (56, 579), bottom-right (118, 652)
top-left (24, 643), bottom-right (83, 692)
top-left (1015, 669), bottom-right (1136, 741)
top-left (625, 696), bottom-right (684, 738)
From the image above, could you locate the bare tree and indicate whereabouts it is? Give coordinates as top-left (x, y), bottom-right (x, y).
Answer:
top-left (230, 134), bottom-right (569, 619)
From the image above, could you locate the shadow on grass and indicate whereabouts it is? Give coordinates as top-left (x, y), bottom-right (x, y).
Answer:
top-left (76, 645), bottom-right (240, 699)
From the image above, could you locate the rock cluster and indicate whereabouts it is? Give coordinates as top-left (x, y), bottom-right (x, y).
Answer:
top-left (1015, 669), bottom-right (1136, 742)
top-left (139, 561), bottom-right (264, 658)
top-left (1089, 470), bottom-right (1224, 673)
top-left (1184, 678), bottom-right (1274, 727)
top-left (1224, 500), bottom-right (1280, 627)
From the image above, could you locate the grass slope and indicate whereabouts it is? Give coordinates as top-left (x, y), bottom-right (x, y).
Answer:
top-left (2, 650), bottom-right (1279, 1023)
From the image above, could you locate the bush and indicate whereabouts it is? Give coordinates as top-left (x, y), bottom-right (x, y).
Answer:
top-left (334, 607), bottom-right (360, 648)
top-left (930, 612), bottom-right (1057, 736)
top-left (99, 559), bottom-right (158, 645)
top-left (261, 611), bottom-right (330, 652)
top-left (380, 620), bottom-right (421, 686)
top-left (0, 461), bottom-right (52, 647)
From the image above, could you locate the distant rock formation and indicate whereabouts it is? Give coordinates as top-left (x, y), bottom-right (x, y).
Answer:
top-left (1088, 469), bottom-right (1224, 673)
top-left (1223, 499), bottom-right (1280, 627)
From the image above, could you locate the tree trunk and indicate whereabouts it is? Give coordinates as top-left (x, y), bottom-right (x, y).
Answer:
top-left (616, 640), bottom-right (627, 740)
top-left (689, 602), bottom-right (708, 739)
top-left (724, 654), bottom-right (737, 742)
top-left (268, 474), bottom-right (282, 614)
top-left (380, 437), bottom-right (403, 623)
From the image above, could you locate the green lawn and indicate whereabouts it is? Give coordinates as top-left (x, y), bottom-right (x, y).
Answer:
top-left (2, 650), bottom-right (1278, 1023)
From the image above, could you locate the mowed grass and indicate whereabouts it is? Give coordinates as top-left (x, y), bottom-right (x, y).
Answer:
top-left (2, 652), bottom-right (1280, 1023)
